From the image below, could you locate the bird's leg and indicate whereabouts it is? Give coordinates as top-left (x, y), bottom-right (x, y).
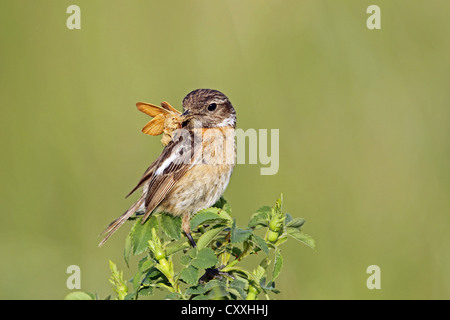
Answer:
top-left (182, 213), bottom-right (233, 283)
top-left (185, 232), bottom-right (197, 248)
top-left (182, 214), bottom-right (197, 248)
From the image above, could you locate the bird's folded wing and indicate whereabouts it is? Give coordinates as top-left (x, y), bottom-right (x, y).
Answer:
top-left (139, 129), bottom-right (201, 222)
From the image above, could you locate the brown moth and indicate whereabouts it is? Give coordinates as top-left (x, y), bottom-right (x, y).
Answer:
top-left (136, 101), bottom-right (182, 145)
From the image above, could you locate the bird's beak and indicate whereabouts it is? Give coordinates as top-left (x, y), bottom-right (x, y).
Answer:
top-left (180, 110), bottom-right (193, 121)
top-left (179, 110), bottom-right (192, 127)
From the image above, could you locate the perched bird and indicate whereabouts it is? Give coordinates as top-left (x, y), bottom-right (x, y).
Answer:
top-left (100, 89), bottom-right (236, 247)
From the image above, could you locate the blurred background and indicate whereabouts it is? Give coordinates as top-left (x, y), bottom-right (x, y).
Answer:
top-left (0, 0), bottom-right (449, 299)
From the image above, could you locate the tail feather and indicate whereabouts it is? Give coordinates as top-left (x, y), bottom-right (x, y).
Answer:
top-left (98, 196), bottom-right (145, 247)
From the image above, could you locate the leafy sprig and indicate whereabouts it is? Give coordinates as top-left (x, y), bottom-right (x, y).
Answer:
top-left (65, 195), bottom-right (315, 300)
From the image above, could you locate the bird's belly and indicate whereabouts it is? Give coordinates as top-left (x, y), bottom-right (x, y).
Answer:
top-left (155, 163), bottom-right (233, 216)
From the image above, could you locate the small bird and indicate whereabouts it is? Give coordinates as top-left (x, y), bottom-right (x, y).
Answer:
top-left (100, 89), bottom-right (236, 247)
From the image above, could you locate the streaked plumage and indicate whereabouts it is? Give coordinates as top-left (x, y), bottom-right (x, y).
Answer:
top-left (100, 89), bottom-right (236, 246)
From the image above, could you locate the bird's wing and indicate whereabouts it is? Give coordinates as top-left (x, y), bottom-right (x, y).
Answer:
top-left (100, 129), bottom-right (200, 246)
top-left (140, 129), bottom-right (201, 222)
top-left (125, 160), bottom-right (157, 199)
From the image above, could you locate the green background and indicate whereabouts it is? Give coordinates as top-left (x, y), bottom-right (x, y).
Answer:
top-left (0, 0), bottom-right (449, 299)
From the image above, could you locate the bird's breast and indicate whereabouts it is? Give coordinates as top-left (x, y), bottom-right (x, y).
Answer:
top-left (156, 127), bottom-right (236, 216)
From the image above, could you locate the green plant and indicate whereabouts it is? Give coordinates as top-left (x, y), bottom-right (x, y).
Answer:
top-left (65, 195), bottom-right (315, 300)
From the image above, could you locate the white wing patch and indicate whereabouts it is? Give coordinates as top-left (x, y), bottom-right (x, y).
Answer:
top-left (155, 152), bottom-right (178, 175)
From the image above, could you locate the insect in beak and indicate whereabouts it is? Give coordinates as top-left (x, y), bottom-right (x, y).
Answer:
top-left (180, 110), bottom-right (193, 127)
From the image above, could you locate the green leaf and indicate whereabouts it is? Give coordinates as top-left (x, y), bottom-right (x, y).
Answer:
top-left (108, 260), bottom-right (128, 300)
top-left (190, 208), bottom-right (230, 230)
top-left (124, 293), bottom-right (135, 300)
top-left (222, 202), bottom-right (232, 214)
top-left (165, 241), bottom-right (190, 256)
top-left (180, 265), bottom-right (199, 285)
top-left (252, 258), bottom-right (269, 283)
top-left (214, 197), bottom-right (232, 215)
top-left (155, 282), bottom-right (174, 292)
top-left (138, 287), bottom-right (153, 296)
top-left (275, 194), bottom-right (283, 212)
top-left (132, 270), bottom-right (145, 292)
top-left (260, 277), bottom-right (280, 294)
top-left (286, 228), bottom-right (316, 250)
top-left (251, 234), bottom-right (269, 255)
top-left (231, 246), bottom-right (242, 258)
top-left (257, 205), bottom-right (272, 215)
top-left (248, 213), bottom-right (268, 229)
top-left (187, 248), bottom-right (197, 259)
top-left (197, 226), bottom-right (226, 249)
top-left (138, 257), bottom-right (154, 274)
top-left (164, 292), bottom-right (182, 300)
top-left (274, 235), bottom-right (288, 247)
top-left (123, 232), bottom-right (132, 267)
top-left (228, 287), bottom-right (244, 300)
top-left (284, 213), bottom-right (293, 225)
top-left (285, 217), bottom-right (305, 229)
top-left (142, 267), bottom-right (162, 284)
top-left (180, 254), bottom-right (191, 266)
top-left (229, 279), bottom-right (247, 299)
top-left (224, 267), bottom-right (253, 280)
top-left (204, 279), bottom-right (226, 291)
top-left (212, 197), bottom-right (227, 209)
top-left (231, 219), bottom-right (252, 243)
top-left (207, 287), bottom-right (229, 299)
top-left (65, 291), bottom-right (94, 300)
top-left (216, 208), bottom-right (233, 222)
top-left (131, 216), bottom-right (158, 255)
top-left (191, 248), bottom-right (218, 269)
top-left (205, 280), bottom-right (229, 299)
top-left (232, 274), bottom-right (249, 288)
top-left (186, 284), bottom-right (208, 295)
top-left (160, 213), bottom-right (182, 240)
top-left (248, 206), bottom-right (271, 228)
top-left (272, 250), bottom-right (283, 282)
top-left (230, 278), bottom-right (246, 290)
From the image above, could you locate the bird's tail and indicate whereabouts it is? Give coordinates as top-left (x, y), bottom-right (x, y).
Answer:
top-left (98, 196), bottom-right (145, 247)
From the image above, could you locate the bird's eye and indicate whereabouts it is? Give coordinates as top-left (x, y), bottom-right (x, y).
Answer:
top-left (207, 103), bottom-right (217, 111)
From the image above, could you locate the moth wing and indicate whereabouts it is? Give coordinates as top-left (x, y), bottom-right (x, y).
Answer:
top-left (161, 101), bottom-right (182, 114)
top-left (141, 114), bottom-right (165, 136)
top-left (137, 102), bottom-right (170, 117)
